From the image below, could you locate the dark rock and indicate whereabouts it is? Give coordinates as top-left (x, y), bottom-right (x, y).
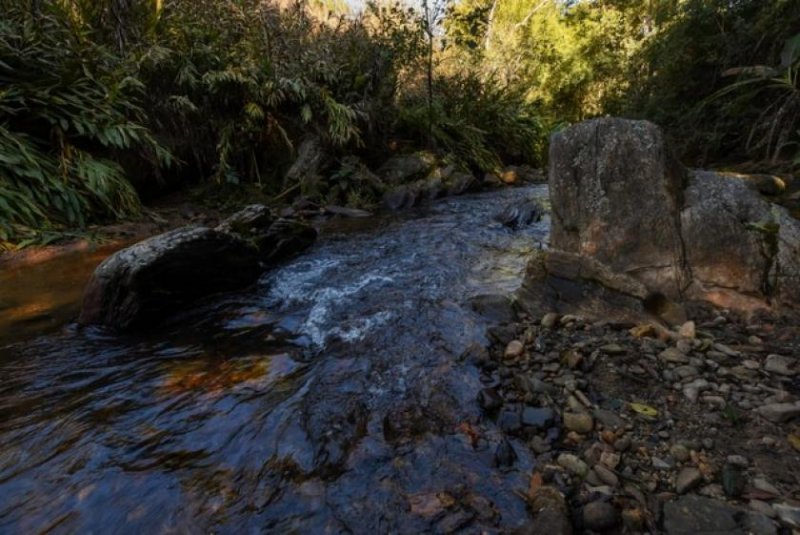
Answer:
top-left (216, 204), bottom-right (274, 235)
top-left (521, 407), bottom-right (555, 429)
top-left (253, 218), bottom-right (317, 263)
top-left (582, 501), bottom-right (620, 531)
top-left (516, 250), bottom-right (651, 324)
top-left (445, 172), bottom-right (475, 195)
top-left (377, 152), bottom-right (437, 184)
top-left (324, 205), bottom-right (373, 218)
top-left (470, 294), bottom-right (517, 323)
top-left (478, 388), bottom-right (504, 412)
top-left (383, 185), bottom-right (418, 211)
top-left (494, 437), bottom-right (517, 468)
top-left (493, 199), bottom-right (544, 229)
top-left (80, 227), bottom-right (261, 330)
top-left (722, 463), bottom-right (746, 497)
top-left (498, 407), bottom-right (522, 433)
top-left (663, 495), bottom-right (750, 535)
top-left (524, 486), bottom-right (573, 535)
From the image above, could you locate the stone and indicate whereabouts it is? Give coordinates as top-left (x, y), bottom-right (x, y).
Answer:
top-left (582, 501), bottom-right (620, 531)
top-left (764, 354), bottom-right (795, 376)
top-left (215, 204), bottom-right (274, 235)
top-left (504, 340), bottom-right (524, 360)
top-left (522, 407), bottom-right (555, 429)
top-left (252, 218), bottom-right (317, 263)
top-left (752, 478), bottom-right (780, 496)
top-left (750, 500), bottom-right (777, 519)
top-left (757, 402), bottom-right (800, 423)
top-left (663, 496), bottom-right (741, 535)
top-left (80, 227), bottom-right (261, 330)
top-left (679, 321), bottom-right (696, 339)
top-left (670, 444), bottom-right (690, 462)
top-left (526, 486), bottom-right (573, 535)
top-left (557, 453), bottom-right (588, 477)
top-left (547, 117), bottom-right (800, 312)
top-left (494, 199), bottom-right (544, 229)
top-left (470, 294), bottom-right (517, 323)
top-left (548, 118), bottom-right (689, 298)
top-left (675, 467), bottom-right (702, 494)
top-left (377, 151), bottom-right (436, 184)
top-left (722, 463), bottom-right (746, 497)
top-left (541, 312), bottom-right (560, 329)
top-left (652, 456), bottom-right (672, 470)
top-left (773, 503), bottom-right (800, 528)
top-left (494, 437), bottom-right (517, 468)
top-left (563, 412), bottom-right (594, 434)
top-left (516, 250), bottom-right (650, 324)
top-left (593, 464), bottom-right (619, 487)
top-left (478, 388), bottom-right (503, 412)
top-left (660, 348), bottom-right (690, 364)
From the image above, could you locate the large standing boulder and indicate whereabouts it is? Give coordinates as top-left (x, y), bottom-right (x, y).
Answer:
top-left (681, 170), bottom-right (800, 309)
top-left (548, 118), bottom-right (690, 299)
top-left (544, 117), bottom-right (800, 314)
top-left (79, 227), bottom-right (261, 330)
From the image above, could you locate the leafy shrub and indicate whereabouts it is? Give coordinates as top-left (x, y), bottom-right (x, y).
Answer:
top-left (0, 2), bottom-right (170, 245)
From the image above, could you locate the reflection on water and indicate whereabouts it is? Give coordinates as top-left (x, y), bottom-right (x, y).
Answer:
top-left (0, 242), bottom-right (131, 345)
top-left (0, 185), bottom-right (549, 533)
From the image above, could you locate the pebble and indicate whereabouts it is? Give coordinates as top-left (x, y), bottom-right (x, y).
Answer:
top-left (773, 503), bottom-right (800, 528)
top-left (726, 454), bottom-right (748, 467)
top-left (593, 464), bottom-right (619, 486)
top-left (541, 313), bottom-right (560, 329)
top-left (660, 348), bottom-right (690, 364)
top-left (505, 340), bottom-right (524, 360)
top-left (582, 501), bottom-right (620, 531)
top-left (478, 388), bottom-right (503, 411)
top-left (753, 477), bottom-right (780, 496)
top-left (764, 354), bottom-right (796, 376)
top-left (600, 343), bottom-right (625, 355)
top-left (600, 451), bottom-right (621, 469)
top-left (652, 456), bottom-right (672, 470)
top-left (522, 407), bottom-right (555, 429)
top-left (670, 443), bottom-right (690, 462)
top-left (557, 453), bottom-right (588, 477)
top-left (721, 463), bottom-right (745, 497)
top-left (678, 321), bottom-right (696, 339)
top-left (750, 500), bottom-right (777, 518)
top-left (675, 467), bottom-right (702, 494)
top-left (757, 401), bottom-right (800, 423)
top-left (743, 359), bottom-right (761, 370)
top-left (494, 438), bottom-right (517, 467)
top-left (563, 412), bottom-right (594, 434)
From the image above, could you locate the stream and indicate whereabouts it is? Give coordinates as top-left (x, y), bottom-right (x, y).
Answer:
top-left (0, 185), bottom-right (549, 533)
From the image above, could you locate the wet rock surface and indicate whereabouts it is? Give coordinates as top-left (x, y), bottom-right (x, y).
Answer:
top-left (483, 306), bottom-right (800, 534)
top-left (79, 206), bottom-right (317, 331)
top-left (78, 226), bottom-right (262, 330)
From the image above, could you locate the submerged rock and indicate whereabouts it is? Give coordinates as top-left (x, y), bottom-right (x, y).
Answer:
top-left (493, 198), bottom-right (544, 229)
top-left (79, 227), bottom-right (261, 330)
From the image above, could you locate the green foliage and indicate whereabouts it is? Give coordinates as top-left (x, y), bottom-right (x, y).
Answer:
top-left (397, 72), bottom-right (545, 172)
top-left (0, 2), bottom-right (170, 246)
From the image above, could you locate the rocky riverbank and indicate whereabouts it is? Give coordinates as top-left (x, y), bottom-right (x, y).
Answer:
top-left (474, 304), bottom-right (800, 534)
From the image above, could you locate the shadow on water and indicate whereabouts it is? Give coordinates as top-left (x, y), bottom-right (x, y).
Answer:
top-left (0, 185), bottom-right (549, 533)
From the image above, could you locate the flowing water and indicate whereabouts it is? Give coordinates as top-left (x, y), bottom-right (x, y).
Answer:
top-left (0, 185), bottom-right (549, 534)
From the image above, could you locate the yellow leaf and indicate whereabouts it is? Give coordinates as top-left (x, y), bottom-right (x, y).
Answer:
top-left (630, 402), bottom-right (658, 419)
top-left (788, 433), bottom-right (800, 452)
